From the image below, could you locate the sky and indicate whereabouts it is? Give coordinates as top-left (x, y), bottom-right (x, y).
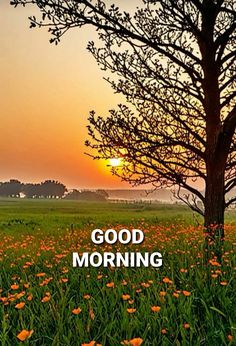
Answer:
top-left (0, 1), bottom-right (138, 189)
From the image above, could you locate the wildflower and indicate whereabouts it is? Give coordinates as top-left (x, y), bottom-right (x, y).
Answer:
top-left (141, 282), bottom-right (150, 288)
top-left (183, 323), bottom-right (190, 329)
top-left (151, 306), bottom-right (161, 312)
top-left (106, 282), bottom-right (115, 288)
top-left (35, 273), bottom-right (46, 277)
top-left (161, 329), bottom-right (167, 335)
top-left (182, 290), bottom-right (191, 296)
top-left (180, 268), bottom-right (188, 273)
top-left (129, 338), bottom-right (143, 346)
top-left (16, 291), bottom-right (25, 299)
top-left (227, 335), bottom-right (233, 342)
top-left (163, 277), bottom-right (172, 284)
top-left (17, 329), bottom-right (33, 342)
top-left (11, 284), bottom-right (19, 290)
top-left (220, 281), bottom-right (228, 286)
top-left (41, 293), bottom-right (51, 303)
top-left (209, 260), bottom-right (221, 267)
top-left (15, 302), bottom-right (25, 310)
top-left (72, 307), bottom-right (82, 315)
top-left (127, 308), bottom-right (136, 314)
top-left (122, 294), bottom-right (131, 301)
top-left (81, 341), bottom-right (96, 346)
top-left (160, 291), bottom-right (166, 297)
top-left (89, 308), bottom-right (95, 320)
top-left (83, 294), bottom-right (91, 300)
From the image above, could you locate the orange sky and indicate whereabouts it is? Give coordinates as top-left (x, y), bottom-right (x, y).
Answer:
top-left (0, 1), bottom-right (137, 189)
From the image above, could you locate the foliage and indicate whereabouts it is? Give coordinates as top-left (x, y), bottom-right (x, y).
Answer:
top-left (65, 189), bottom-right (107, 201)
top-left (0, 180), bottom-right (67, 198)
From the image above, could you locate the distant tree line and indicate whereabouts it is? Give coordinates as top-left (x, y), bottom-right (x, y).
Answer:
top-left (0, 179), bottom-right (66, 198)
top-left (0, 179), bottom-right (108, 201)
top-left (64, 189), bottom-right (108, 201)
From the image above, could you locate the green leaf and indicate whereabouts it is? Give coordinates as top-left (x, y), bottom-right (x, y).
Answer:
top-left (210, 306), bottom-right (226, 318)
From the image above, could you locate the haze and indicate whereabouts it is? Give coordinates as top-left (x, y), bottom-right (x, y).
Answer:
top-left (0, 1), bottom-right (137, 189)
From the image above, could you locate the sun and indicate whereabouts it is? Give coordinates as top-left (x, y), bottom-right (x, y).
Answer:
top-left (109, 158), bottom-right (122, 167)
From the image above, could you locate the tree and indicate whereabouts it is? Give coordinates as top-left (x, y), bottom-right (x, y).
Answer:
top-left (11, 0), bottom-right (236, 241)
top-left (23, 183), bottom-right (41, 198)
top-left (65, 189), bottom-right (107, 201)
top-left (0, 179), bottom-right (22, 197)
top-left (96, 189), bottom-right (109, 199)
top-left (40, 180), bottom-right (67, 198)
top-left (22, 180), bottom-right (67, 198)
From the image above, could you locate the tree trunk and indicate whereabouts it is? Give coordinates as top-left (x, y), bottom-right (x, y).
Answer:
top-left (204, 165), bottom-right (225, 262)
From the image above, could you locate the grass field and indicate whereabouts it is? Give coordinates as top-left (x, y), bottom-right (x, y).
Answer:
top-left (0, 199), bottom-right (236, 345)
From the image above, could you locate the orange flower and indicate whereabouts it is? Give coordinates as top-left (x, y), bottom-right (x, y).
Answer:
top-left (127, 308), bottom-right (136, 314)
top-left (122, 339), bottom-right (143, 346)
top-left (182, 290), bottom-right (191, 296)
top-left (15, 302), bottom-right (25, 310)
top-left (227, 335), bottom-right (233, 342)
top-left (11, 284), bottom-right (19, 290)
top-left (163, 277), bottom-right (172, 284)
top-left (72, 307), bottom-right (82, 315)
top-left (209, 260), bottom-right (221, 267)
top-left (151, 306), bottom-right (161, 312)
top-left (129, 338), bottom-right (143, 346)
top-left (160, 291), bottom-right (166, 297)
top-left (60, 278), bottom-right (68, 283)
top-left (89, 308), bottom-right (95, 320)
top-left (122, 294), bottom-right (131, 301)
top-left (17, 329), bottom-right (33, 342)
top-left (35, 273), bottom-right (46, 277)
top-left (81, 341), bottom-right (96, 346)
top-left (161, 328), bottom-right (167, 335)
top-left (183, 323), bottom-right (190, 329)
top-left (83, 294), bottom-right (91, 300)
top-left (27, 294), bottom-right (33, 301)
top-left (106, 282), bottom-right (115, 288)
top-left (220, 281), bottom-right (228, 286)
top-left (41, 295), bottom-right (50, 303)
top-left (16, 292), bottom-right (25, 299)
top-left (180, 268), bottom-right (188, 273)
top-left (141, 282), bottom-right (150, 288)
top-left (173, 292), bottom-right (179, 298)
top-left (55, 254), bottom-right (65, 259)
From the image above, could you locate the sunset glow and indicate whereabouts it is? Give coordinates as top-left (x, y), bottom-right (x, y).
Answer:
top-left (109, 158), bottom-right (122, 167)
top-left (0, 3), bottom-right (132, 189)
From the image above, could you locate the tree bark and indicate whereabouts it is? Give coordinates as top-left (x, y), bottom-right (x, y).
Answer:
top-left (204, 161), bottom-right (225, 262)
top-left (204, 168), bottom-right (225, 237)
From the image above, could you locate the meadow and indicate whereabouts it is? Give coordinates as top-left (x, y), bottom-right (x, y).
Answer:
top-left (0, 198), bottom-right (236, 346)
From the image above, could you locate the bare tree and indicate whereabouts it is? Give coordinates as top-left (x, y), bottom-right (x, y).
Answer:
top-left (11, 0), bottom-right (236, 240)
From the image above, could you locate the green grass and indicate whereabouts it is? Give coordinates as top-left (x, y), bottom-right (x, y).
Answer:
top-left (0, 199), bottom-right (236, 345)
